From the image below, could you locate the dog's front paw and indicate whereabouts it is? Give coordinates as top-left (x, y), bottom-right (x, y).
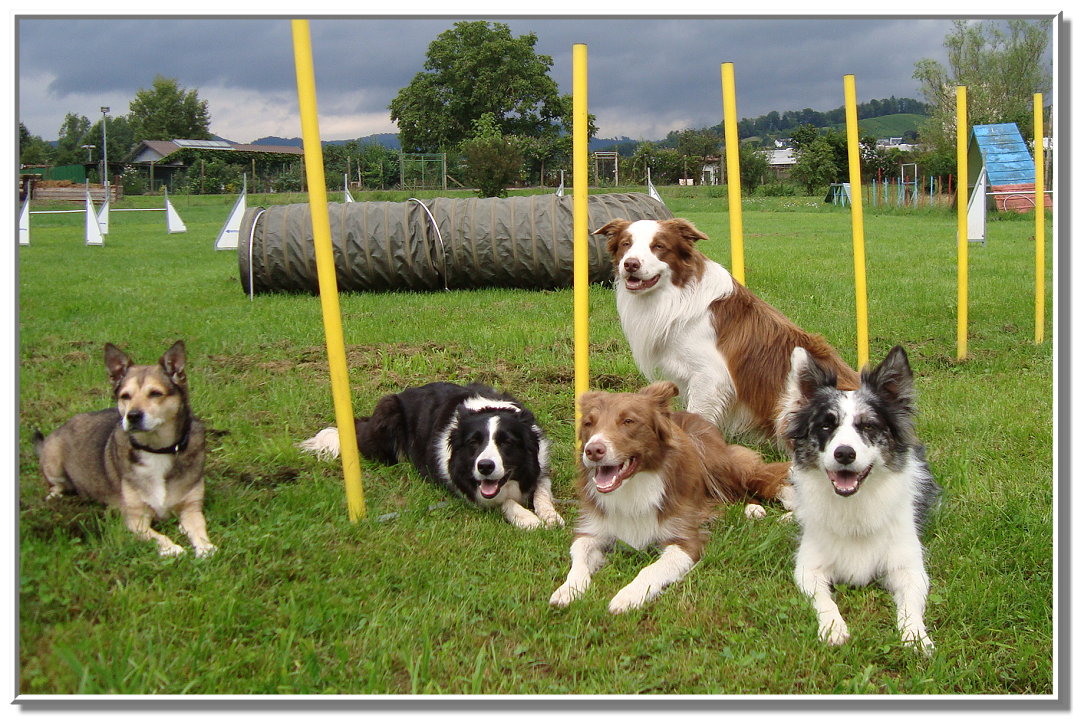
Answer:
top-left (608, 584), bottom-right (652, 614)
top-left (538, 509), bottom-right (565, 528)
top-left (158, 541), bottom-right (185, 558)
top-left (511, 510), bottom-right (544, 530)
top-left (818, 618), bottom-right (851, 646)
top-left (744, 503), bottom-right (767, 519)
top-left (549, 582), bottom-right (584, 607)
top-left (194, 543), bottom-right (218, 559)
top-left (902, 629), bottom-right (935, 655)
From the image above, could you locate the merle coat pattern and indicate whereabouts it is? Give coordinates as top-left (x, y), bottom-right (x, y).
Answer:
top-left (781, 345), bottom-right (940, 651)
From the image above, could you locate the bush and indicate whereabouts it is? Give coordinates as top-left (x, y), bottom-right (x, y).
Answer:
top-left (755, 181), bottom-right (800, 197)
top-left (461, 113), bottom-right (524, 198)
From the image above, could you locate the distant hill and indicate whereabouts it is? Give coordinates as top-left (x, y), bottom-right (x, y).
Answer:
top-left (852, 113), bottom-right (927, 139)
top-left (246, 133), bottom-right (400, 148)
top-left (244, 133), bottom-right (644, 152)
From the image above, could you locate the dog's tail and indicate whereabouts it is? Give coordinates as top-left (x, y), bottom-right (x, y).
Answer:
top-left (298, 427), bottom-right (343, 460)
top-left (32, 430), bottom-right (45, 456)
top-left (297, 416), bottom-right (373, 461)
top-left (747, 461), bottom-right (792, 502)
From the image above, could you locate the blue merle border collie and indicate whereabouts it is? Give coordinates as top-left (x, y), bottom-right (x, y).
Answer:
top-left (299, 382), bottom-right (564, 530)
top-left (778, 345), bottom-right (941, 653)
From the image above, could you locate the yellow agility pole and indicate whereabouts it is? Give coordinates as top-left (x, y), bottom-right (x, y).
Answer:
top-left (843, 75), bottom-right (869, 370)
top-left (956, 86), bottom-right (969, 361)
top-left (572, 43), bottom-right (590, 444)
top-left (1033, 92), bottom-right (1045, 344)
top-left (291, 19), bottom-right (366, 521)
top-left (721, 62), bottom-right (745, 286)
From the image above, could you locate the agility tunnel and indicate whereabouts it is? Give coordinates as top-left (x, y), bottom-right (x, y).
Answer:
top-left (238, 192), bottom-right (672, 295)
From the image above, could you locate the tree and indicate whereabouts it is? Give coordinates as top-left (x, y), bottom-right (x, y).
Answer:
top-left (86, 115), bottom-right (136, 173)
top-left (389, 21), bottom-right (570, 153)
top-left (913, 19), bottom-right (1050, 153)
top-left (128, 75), bottom-right (212, 141)
top-left (461, 113), bottom-right (524, 198)
top-left (735, 144), bottom-right (770, 193)
top-left (53, 112), bottom-right (91, 166)
top-left (20, 123), bottom-right (55, 165)
top-left (791, 137), bottom-right (839, 195)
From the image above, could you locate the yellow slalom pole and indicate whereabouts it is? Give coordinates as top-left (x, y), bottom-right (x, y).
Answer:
top-left (291, 19), bottom-right (366, 521)
top-left (721, 62), bottom-right (745, 286)
top-left (1033, 92), bottom-right (1045, 344)
top-left (843, 75), bottom-right (869, 370)
top-left (956, 86), bottom-right (969, 361)
top-left (572, 43), bottom-right (590, 446)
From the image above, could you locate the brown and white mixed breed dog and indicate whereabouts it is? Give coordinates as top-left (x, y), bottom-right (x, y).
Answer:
top-left (549, 381), bottom-right (790, 613)
top-left (593, 218), bottom-right (859, 448)
top-left (34, 341), bottom-right (216, 558)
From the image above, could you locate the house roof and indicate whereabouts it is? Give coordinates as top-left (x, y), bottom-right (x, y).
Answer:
top-left (127, 139), bottom-right (304, 164)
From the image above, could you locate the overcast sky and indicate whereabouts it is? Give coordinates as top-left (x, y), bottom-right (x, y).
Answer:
top-left (16, 13), bottom-right (1056, 145)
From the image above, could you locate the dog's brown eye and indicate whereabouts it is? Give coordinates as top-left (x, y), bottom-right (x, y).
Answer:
top-left (623, 418), bottom-right (636, 425)
top-left (119, 392), bottom-right (131, 400)
top-left (148, 391), bottom-right (164, 398)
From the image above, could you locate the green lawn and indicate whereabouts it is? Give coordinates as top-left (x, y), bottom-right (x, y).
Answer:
top-left (17, 185), bottom-right (1054, 696)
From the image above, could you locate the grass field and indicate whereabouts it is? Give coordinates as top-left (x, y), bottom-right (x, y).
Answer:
top-left (16, 185), bottom-right (1054, 697)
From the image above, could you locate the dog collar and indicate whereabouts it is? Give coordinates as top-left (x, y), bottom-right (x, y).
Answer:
top-left (129, 426), bottom-right (191, 455)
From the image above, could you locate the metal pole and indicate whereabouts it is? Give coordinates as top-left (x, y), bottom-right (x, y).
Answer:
top-left (1033, 93), bottom-right (1045, 344)
top-left (843, 75), bottom-right (870, 369)
top-left (291, 19), bottom-right (366, 521)
top-left (572, 43), bottom-right (590, 446)
top-left (721, 62), bottom-right (746, 286)
top-left (100, 107), bottom-right (110, 199)
top-left (956, 86), bottom-right (969, 361)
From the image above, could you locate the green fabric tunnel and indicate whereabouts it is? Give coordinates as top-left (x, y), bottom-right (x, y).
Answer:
top-left (238, 192), bottom-right (673, 295)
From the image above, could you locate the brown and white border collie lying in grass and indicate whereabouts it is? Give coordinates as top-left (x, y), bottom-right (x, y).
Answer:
top-left (592, 218), bottom-right (859, 449)
top-left (549, 382), bottom-right (791, 614)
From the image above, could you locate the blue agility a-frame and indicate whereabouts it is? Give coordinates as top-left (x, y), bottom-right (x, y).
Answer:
top-left (967, 123), bottom-right (1049, 242)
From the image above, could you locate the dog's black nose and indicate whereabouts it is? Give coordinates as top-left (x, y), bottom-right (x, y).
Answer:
top-left (624, 257), bottom-right (641, 273)
top-left (477, 459), bottom-right (496, 476)
top-left (834, 445), bottom-right (856, 465)
top-left (126, 410), bottom-right (143, 428)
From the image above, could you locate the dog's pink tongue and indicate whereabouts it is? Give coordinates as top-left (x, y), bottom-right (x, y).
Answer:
top-left (625, 275), bottom-right (659, 291)
top-left (480, 481), bottom-right (501, 499)
top-left (829, 470), bottom-right (861, 496)
top-left (594, 465), bottom-right (623, 492)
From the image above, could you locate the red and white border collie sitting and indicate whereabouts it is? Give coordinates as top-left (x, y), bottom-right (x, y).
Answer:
top-left (549, 382), bottom-right (790, 614)
top-left (593, 218), bottom-right (859, 448)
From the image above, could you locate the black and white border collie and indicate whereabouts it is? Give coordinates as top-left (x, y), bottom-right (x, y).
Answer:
top-left (592, 217), bottom-right (859, 449)
top-left (780, 345), bottom-right (941, 652)
top-left (300, 382), bottom-right (564, 530)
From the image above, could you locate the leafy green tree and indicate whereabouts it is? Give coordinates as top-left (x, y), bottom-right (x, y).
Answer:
top-left (86, 115), bottom-right (136, 173)
top-left (791, 136), bottom-right (839, 195)
top-left (913, 19), bottom-right (1050, 153)
top-left (735, 144), bottom-right (770, 193)
top-left (461, 112), bottom-right (524, 198)
top-left (19, 123), bottom-right (55, 165)
top-left (53, 112), bottom-right (92, 165)
top-left (389, 21), bottom-right (571, 154)
top-left (128, 75), bottom-right (212, 140)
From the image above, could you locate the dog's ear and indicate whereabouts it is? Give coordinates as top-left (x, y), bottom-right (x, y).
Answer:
top-left (662, 218), bottom-right (709, 245)
top-left (104, 344), bottom-right (133, 392)
top-left (577, 391), bottom-right (603, 420)
top-left (593, 219), bottom-right (631, 259)
top-left (863, 345), bottom-right (915, 409)
top-left (160, 340), bottom-right (187, 388)
top-left (592, 219), bottom-right (630, 238)
top-left (638, 380), bottom-right (679, 410)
